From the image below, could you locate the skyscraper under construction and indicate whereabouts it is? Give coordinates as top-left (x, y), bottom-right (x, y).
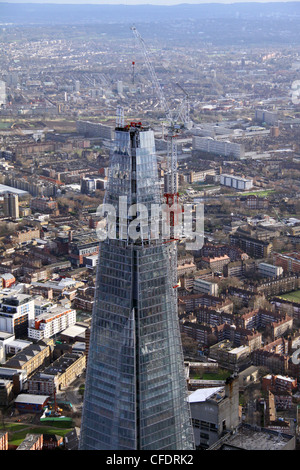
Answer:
top-left (79, 121), bottom-right (194, 450)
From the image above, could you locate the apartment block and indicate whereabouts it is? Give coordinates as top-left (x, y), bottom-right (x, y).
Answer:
top-left (262, 374), bottom-right (297, 393)
top-left (13, 226), bottom-right (40, 244)
top-left (4, 192), bottom-right (19, 219)
top-left (194, 278), bottom-right (219, 296)
top-left (209, 340), bottom-right (251, 369)
top-left (272, 297), bottom-right (300, 322)
top-left (258, 262), bottom-right (283, 278)
top-left (28, 352), bottom-right (86, 395)
top-left (178, 293), bottom-right (231, 314)
top-left (223, 260), bottom-right (256, 279)
top-left (252, 339), bottom-right (290, 375)
top-left (2, 339), bottom-right (53, 377)
top-left (274, 252), bottom-right (300, 273)
top-left (30, 197), bottom-right (58, 213)
top-left (217, 323), bottom-right (262, 352)
top-left (193, 136), bottom-right (244, 159)
top-left (238, 309), bottom-right (293, 340)
top-left (0, 273), bottom-right (16, 289)
top-left (230, 233), bottom-right (272, 258)
top-left (254, 273), bottom-right (300, 297)
top-left (255, 109), bottom-right (278, 125)
top-left (69, 231), bottom-right (99, 267)
top-left (195, 306), bottom-right (234, 327)
top-left (0, 293), bottom-right (35, 338)
top-left (188, 169), bottom-right (216, 183)
top-left (180, 321), bottom-right (216, 346)
top-left (246, 194), bottom-right (269, 210)
top-left (28, 307), bottom-right (76, 340)
top-left (76, 120), bottom-right (114, 140)
top-left (220, 174), bottom-right (253, 190)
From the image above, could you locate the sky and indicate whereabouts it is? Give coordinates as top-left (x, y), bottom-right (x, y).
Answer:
top-left (0, 0), bottom-right (299, 4)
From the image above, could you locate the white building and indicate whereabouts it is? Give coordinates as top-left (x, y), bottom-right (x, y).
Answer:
top-left (0, 81), bottom-right (6, 106)
top-left (193, 136), bottom-right (244, 159)
top-left (0, 334), bottom-right (32, 359)
top-left (194, 278), bottom-right (219, 296)
top-left (220, 174), bottom-right (253, 191)
top-left (85, 254), bottom-right (98, 269)
top-left (0, 294), bottom-right (34, 337)
top-left (34, 297), bottom-right (54, 316)
top-left (28, 307), bottom-right (76, 340)
top-left (117, 80), bottom-right (123, 94)
top-left (255, 109), bottom-right (278, 126)
top-left (258, 262), bottom-right (283, 278)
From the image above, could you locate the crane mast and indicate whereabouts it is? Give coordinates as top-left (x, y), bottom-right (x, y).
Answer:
top-left (131, 26), bottom-right (184, 291)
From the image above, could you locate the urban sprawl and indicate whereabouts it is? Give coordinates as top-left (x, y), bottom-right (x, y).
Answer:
top-left (0, 4), bottom-right (300, 451)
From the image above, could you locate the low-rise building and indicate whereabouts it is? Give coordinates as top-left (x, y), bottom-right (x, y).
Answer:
top-left (2, 339), bottom-right (53, 377)
top-left (16, 434), bottom-right (43, 451)
top-left (220, 173), bottom-right (253, 190)
top-left (201, 255), bottom-right (230, 273)
top-left (209, 423), bottom-right (295, 450)
top-left (0, 431), bottom-right (8, 450)
top-left (28, 352), bottom-right (85, 395)
top-left (258, 262), bottom-right (283, 278)
top-left (14, 394), bottom-right (50, 413)
top-left (194, 279), bottom-right (219, 296)
top-left (189, 375), bottom-right (240, 449)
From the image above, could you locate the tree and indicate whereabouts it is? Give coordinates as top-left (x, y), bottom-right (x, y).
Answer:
top-left (181, 333), bottom-right (198, 358)
top-left (218, 276), bottom-right (243, 294)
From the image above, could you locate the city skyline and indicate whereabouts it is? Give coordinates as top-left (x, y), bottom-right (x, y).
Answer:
top-left (0, 0), bottom-right (300, 452)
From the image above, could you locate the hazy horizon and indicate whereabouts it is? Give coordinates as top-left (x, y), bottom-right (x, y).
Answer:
top-left (0, 0), bottom-right (299, 4)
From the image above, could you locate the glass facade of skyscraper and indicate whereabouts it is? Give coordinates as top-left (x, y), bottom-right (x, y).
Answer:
top-left (79, 123), bottom-right (195, 450)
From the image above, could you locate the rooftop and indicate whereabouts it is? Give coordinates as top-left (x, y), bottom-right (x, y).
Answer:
top-left (211, 424), bottom-right (295, 450)
top-left (188, 386), bottom-right (225, 404)
top-left (14, 394), bottom-right (49, 405)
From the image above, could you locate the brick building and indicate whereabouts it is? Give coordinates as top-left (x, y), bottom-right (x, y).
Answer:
top-left (201, 255), bottom-right (230, 273)
top-left (262, 374), bottom-right (297, 393)
top-left (2, 339), bottom-right (53, 377)
top-left (28, 352), bottom-right (86, 395)
top-left (16, 434), bottom-right (43, 450)
top-left (230, 233), bottom-right (272, 258)
top-left (0, 431), bottom-right (8, 450)
top-left (274, 252), bottom-right (300, 273)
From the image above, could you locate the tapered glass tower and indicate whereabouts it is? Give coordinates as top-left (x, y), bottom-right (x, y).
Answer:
top-left (79, 122), bottom-right (194, 450)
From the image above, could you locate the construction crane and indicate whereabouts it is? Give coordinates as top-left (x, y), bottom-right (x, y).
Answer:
top-left (130, 25), bottom-right (187, 292)
top-left (175, 82), bottom-right (192, 130)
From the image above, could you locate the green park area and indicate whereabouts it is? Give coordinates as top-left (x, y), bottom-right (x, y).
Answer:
top-left (279, 290), bottom-right (300, 303)
top-left (238, 190), bottom-right (276, 197)
top-left (0, 421), bottom-right (72, 447)
top-left (190, 368), bottom-right (231, 381)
